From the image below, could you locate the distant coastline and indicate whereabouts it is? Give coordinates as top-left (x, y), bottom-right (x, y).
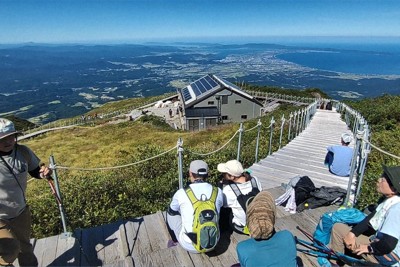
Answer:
top-left (0, 41), bottom-right (399, 124)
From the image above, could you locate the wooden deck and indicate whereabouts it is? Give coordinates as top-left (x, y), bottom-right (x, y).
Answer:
top-left (18, 186), bottom-right (338, 267)
top-left (16, 108), bottom-right (351, 266)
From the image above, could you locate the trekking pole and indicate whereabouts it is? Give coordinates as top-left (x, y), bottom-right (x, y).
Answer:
top-left (49, 155), bottom-right (71, 238)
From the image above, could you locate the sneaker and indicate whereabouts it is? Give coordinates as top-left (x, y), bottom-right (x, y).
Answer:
top-left (167, 239), bottom-right (178, 248)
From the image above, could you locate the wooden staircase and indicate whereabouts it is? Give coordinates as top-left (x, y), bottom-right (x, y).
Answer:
top-left (16, 108), bottom-right (351, 266)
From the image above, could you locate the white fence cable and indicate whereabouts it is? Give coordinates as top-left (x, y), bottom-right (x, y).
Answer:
top-left (244, 123), bottom-right (260, 133)
top-left (188, 130), bottom-right (240, 156)
top-left (55, 144), bottom-right (178, 171)
top-left (363, 139), bottom-right (400, 160)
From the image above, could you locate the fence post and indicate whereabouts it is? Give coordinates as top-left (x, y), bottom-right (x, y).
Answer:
top-left (268, 117), bottom-right (275, 156)
top-left (295, 110), bottom-right (301, 136)
top-left (279, 114), bottom-right (285, 149)
top-left (177, 138), bottom-right (184, 189)
top-left (255, 119), bottom-right (262, 163)
top-left (237, 123), bottom-right (244, 161)
top-left (288, 112), bottom-right (293, 141)
top-left (344, 119), bottom-right (364, 206)
top-left (49, 155), bottom-right (71, 238)
top-left (354, 123), bottom-right (370, 202)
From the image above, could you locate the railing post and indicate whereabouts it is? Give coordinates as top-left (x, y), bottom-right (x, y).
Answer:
top-left (254, 119), bottom-right (262, 162)
top-left (288, 112), bottom-right (293, 141)
top-left (344, 119), bottom-right (364, 206)
top-left (268, 117), bottom-right (275, 156)
top-left (237, 123), bottom-right (244, 161)
top-left (279, 114), bottom-right (285, 149)
top-left (296, 110), bottom-right (301, 136)
top-left (177, 138), bottom-right (184, 189)
top-left (49, 155), bottom-right (71, 238)
top-left (355, 124), bottom-right (370, 202)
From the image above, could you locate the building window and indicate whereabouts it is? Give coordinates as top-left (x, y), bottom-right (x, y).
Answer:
top-left (222, 115), bottom-right (228, 120)
top-left (222, 95), bottom-right (228, 104)
top-left (235, 100), bottom-right (242, 104)
top-left (208, 101), bottom-right (215, 105)
top-left (205, 118), bottom-right (217, 127)
top-left (188, 119), bottom-right (199, 131)
top-left (241, 115), bottom-right (248, 119)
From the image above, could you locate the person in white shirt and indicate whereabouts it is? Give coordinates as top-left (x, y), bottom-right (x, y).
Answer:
top-left (217, 159), bottom-right (262, 234)
top-left (166, 160), bottom-right (223, 253)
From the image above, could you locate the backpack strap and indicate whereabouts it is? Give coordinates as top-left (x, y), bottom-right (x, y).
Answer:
top-left (229, 182), bottom-right (242, 197)
top-left (229, 176), bottom-right (258, 197)
top-left (185, 186), bottom-right (218, 206)
top-left (250, 177), bottom-right (258, 189)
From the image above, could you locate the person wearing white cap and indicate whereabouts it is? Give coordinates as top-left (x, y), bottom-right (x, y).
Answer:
top-left (217, 159), bottom-right (262, 234)
top-left (324, 132), bottom-right (354, 177)
top-left (0, 118), bottom-right (52, 266)
top-left (166, 160), bottom-right (223, 253)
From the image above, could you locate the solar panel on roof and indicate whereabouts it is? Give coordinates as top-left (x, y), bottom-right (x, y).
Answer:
top-left (181, 87), bottom-right (192, 102)
top-left (220, 78), bottom-right (241, 90)
top-left (191, 82), bottom-right (202, 96)
top-left (204, 75), bottom-right (218, 87)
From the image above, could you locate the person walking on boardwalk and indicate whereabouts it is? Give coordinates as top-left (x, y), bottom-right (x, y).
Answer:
top-left (0, 118), bottom-right (52, 266)
top-left (325, 132), bottom-right (354, 177)
top-left (330, 165), bottom-right (400, 266)
top-left (166, 160), bottom-right (223, 253)
top-left (236, 191), bottom-right (297, 267)
top-left (217, 159), bottom-right (262, 234)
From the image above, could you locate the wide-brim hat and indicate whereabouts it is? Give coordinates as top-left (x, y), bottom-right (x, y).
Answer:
top-left (0, 118), bottom-right (22, 140)
top-left (382, 165), bottom-right (400, 192)
top-left (217, 160), bottom-right (244, 177)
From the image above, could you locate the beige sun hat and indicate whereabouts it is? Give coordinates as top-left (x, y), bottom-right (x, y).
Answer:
top-left (217, 159), bottom-right (244, 177)
top-left (0, 118), bottom-right (22, 140)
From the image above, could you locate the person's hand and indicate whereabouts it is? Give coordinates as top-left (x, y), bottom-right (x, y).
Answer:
top-left (40, 164), bottom-right (53, 179)
top-left (354, 244), bottom-right (369, 255)
top-left (343, 231), bottom-right (356, 251)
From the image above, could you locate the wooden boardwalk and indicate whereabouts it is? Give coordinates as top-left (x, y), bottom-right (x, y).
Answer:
top-left (16, 108), bottom-right (351, 267)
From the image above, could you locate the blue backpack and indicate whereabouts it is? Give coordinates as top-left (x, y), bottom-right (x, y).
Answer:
top-left (313, 208), bottom-right (366, 245)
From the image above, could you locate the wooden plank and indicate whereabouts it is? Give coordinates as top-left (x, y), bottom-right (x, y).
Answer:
top-left (52, 234), bottom-right (81, 266)
top-left (35, 235), bottom-right (58, 267)
top-left (142, 211), bottom-right (170, 251)
top-left (206, 230), bottom-right (239, 267)
top-left (102, 220), bottom-right (124, 265)
top-left (78, 225), bottom-right (105, 266)
top-left (124, 217), bottom-right (154, 260)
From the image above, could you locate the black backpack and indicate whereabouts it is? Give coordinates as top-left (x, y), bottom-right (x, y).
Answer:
top-left (294, 176), bottom-right (316, 206)
top-left (229, 178), bottom-right (260, 212)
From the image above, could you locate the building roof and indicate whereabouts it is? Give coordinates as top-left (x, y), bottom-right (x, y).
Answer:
top-left (185, 107), bottom-right (219, 118)
top-left (178, 74), bottom-right (263, 108)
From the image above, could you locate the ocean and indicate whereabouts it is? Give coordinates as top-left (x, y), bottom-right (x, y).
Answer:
top-left (276, 43), bottom-right (400, 75)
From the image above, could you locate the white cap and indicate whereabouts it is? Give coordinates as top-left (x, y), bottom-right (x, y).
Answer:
top-left (341, 133), bottom-right (352, 144)
top-left (217, 160), bottom-right (244, 177)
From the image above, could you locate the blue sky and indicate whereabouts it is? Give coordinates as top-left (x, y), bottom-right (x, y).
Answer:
top-left (0, 0), bottom-right (399, 44)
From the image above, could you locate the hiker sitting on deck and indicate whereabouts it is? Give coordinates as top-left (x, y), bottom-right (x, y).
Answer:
top-left (324, 133), bottom-right (354, 177)
top-left (330, 165), bottom-right (400, 266)
top-left (236, 191), bottom-right (297, 267)
top-left (166, 160), bottom-right (223, 253)
top-left (217, 159), bottom-right (262, 235)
